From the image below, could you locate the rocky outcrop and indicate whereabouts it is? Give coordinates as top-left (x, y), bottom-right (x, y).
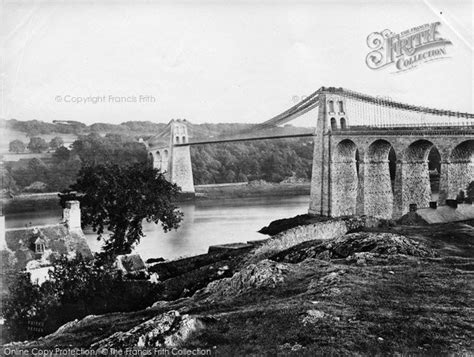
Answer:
top-left (90, 311), bottom-right (203, 349)
top-left (273, 232), bottom-right (436, 263)
top-left (194, 259), bottom-right (295, 301)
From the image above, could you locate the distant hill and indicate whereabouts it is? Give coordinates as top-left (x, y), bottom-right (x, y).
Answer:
top-left (1, 118), bottom-right (311, 148)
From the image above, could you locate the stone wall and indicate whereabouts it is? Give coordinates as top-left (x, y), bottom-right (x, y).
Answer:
top-left (445, 161), bottom-right (474, 200)
top-left (250, 217), bottom-right (369, 262)
top-left (331, 161), bottom-right (358, 216)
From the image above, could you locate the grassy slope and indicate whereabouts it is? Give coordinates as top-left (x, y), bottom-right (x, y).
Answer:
top-left (5, 223), bottom-right (474, 355)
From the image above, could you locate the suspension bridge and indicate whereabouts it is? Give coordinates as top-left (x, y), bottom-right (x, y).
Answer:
top-left (147, 86), bottom-right (474, 219)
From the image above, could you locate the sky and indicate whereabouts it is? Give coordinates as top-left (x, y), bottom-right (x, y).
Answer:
top-left (0, 0), bottom-right (472, 126)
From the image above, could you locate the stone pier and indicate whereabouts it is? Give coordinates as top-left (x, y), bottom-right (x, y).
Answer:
top-left (393, 160), bottom-right (431, 218)
top-left (363, 159), bottom-right (393, 219)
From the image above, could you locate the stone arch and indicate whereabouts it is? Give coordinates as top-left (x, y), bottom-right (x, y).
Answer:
top-left (446, 140), bottom-right (474, 201)
top-left (428, 146), bottom-right (441, 199)
top-left (334, 139), bottom-right (357, 161)
top-left (148, 152), bottom-right (154, 167)
top-left (451, 140), bottom-right (474, 162)
top-left (362, 139), bottom-right (396, 218)
top-left (331, 139), bottom-right (358, 216)
top-left (394, 139), bottom-right (438, 216)
top-left (156, 151), bottom-right (162, 170)
top-left (161, 149), bottom-right (169, 173)
top-left (404, 139), bottom-right (435, 162)
top-left (366, 139), bottom-right (393, 162)
top-left (330, 117), bottom-right (337, 131)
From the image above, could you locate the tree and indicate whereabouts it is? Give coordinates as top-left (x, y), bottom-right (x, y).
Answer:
top-left (49, 136), bottom-right (64, 150)
top-left (61, 163), bottom-right (183, 258)
top-left (0, 167), bottom-right (19, 196)
top-left (2, 272), bottom-right (44, 341)
top-left (9, 139), bottom-right (26, 153)
top-left (2, 254), bottom-right (160, 342)
top-left (27, 137), bottom-right (48, 153)
top-left (71, 134), bottom-right (147, 166)
top-left (53, 146), bottom-right (71, 162)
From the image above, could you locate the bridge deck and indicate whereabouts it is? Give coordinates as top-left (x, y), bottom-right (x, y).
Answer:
top-left (176, 125), bottom-right (474, 146)
top-left (175, 132), bottom-right (314, 146)
top-left (331, 126), bottom-right (474, 136)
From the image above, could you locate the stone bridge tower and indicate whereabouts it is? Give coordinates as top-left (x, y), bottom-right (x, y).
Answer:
top-left (308, 88), bottom-right (350, 216)
top-left (149, 119), bottom-right (195, 194)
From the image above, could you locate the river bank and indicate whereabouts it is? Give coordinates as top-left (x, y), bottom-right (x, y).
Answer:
top-left (195, 182), bottom-right (310, 200)
top-left (1, 182), bottom-right (311, 214)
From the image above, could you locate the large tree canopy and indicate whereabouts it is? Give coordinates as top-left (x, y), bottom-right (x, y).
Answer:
top-left (49, 136), bottom-right (64, 150)
top-left (27, 137), bottom-right (49, 153)
top-left (9, 139), bottom-right (26, 153)
top-left (61, 163), bottom-right (183, 258)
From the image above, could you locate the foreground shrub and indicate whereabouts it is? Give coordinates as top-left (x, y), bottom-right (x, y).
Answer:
top-left (2, 255), bottom-right (161, 342)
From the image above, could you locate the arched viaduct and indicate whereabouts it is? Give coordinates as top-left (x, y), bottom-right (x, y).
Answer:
top-left (309, 93), bottom-right (474, 219)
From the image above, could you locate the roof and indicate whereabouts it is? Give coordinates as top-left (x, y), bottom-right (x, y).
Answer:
top-left (5, 224), bottom-right (93, 260)
top-left (34, 236), bottom-right (46, 245)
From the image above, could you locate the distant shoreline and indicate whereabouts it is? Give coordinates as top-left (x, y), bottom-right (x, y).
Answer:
top-left (2, 182), bottom-right (311, 214)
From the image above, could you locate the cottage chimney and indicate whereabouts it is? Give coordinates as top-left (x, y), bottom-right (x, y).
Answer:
top-left (63, 200), bottom-right (81, 230)
top-left (0, 214), bottom-right (6, 250)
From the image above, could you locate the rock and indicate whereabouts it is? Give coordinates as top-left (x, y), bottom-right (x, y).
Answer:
top-left (54, 319), bottom-right (79, 335)
top-left (150, 300), bottom-right (169, 309)
top-left (90, 311), bottom-right (203, 349)
top-left (195, 259), bottom-right (294, 300)
top-left (216, 265), bottom-right (230, 276)
top-left (302, 310), bottom-right (325, 325)
top-left (307, 270), bottom-right (346, 297)
top-left (273, 232), bottom-right (436, 264)
top-left (291, 343), bottom-right (303, 351)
